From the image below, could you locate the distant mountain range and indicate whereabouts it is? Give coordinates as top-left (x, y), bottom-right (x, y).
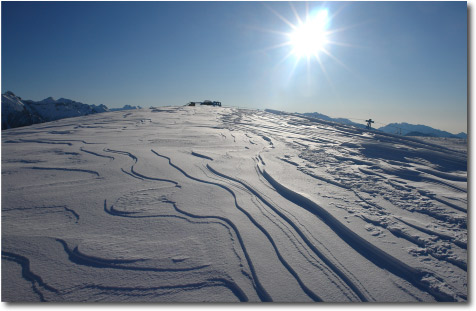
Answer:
top-left (299, 111), bottom-right (466, 139)
top-left (1, 92), bottom-right (141, 130)
top-left (378, 122), bottom-right (467, 139)
top-left (2, 93), bottom-right (467, 139)
top-left (109, 105), bottom-right (143, 112)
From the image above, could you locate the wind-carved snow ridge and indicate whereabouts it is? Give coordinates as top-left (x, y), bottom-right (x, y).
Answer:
top-left (1, 251), bottom-right (60, 301)
top-left (259, 167), bottom-right (459, 302)
top-left (80, 147), bottom-right (115, 160)
top-left (150, 149), bottom-right (274, 302)
top-left (104, 148), bottom-right (179, 186)
top-left (101, 196), bottom-right (250, 301)
top-left (2, 106), bottom-right (467, 302)
top-left (191, 151), bottom-right (214, 161)
top-left (206, 163), bottom-right (368, 301)
top-left (56, 238), bottom-right (210, 273)
top-left (28, 166), bottom-right (100, 177)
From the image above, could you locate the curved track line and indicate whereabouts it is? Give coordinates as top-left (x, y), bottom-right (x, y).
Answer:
top-left (249, 164), bottom-right (375, 301)
top-left (2, 251), bottom-right (59, 301)
top-left (2, 205), bottom-right (80, 223)
top-left (83, 277), bottom-right (249, 302)
top-left (157, 154), bottom-right (328, 301)
top-left (191, 151), bottom-right (214, 161)
top-left (103, 195), bottom-right (253, 277)
top-left (28, 166), bottom-right (100, 177)
top-left (3, 139), bottom-right (71, 146)
top-left (150, 149), bottom-right (282, 302)
top-left (80, 147), bottom-right (115, 160)
top-left (260, 167), bottom-right (459, 302)
top-left (55, 239), bottom-right (210, 273)
top-left (104, 148), bottom-right (179, 186)
top-left (206, 164), bottom-right (368, 302)
top-left (104, 195), bottom-right (254, 282)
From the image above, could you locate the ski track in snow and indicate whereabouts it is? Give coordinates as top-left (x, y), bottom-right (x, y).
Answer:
top-left (1, 106), bottom-right (467, 302)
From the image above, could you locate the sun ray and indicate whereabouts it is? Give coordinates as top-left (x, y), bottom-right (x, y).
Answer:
top-left (289, 1), bottom-right (303, 26)
top-left (321, 46), bottom-right (370, 86)
top-left (326, 40), bottom-right (368, 49)
top-left (326, 1), bottom-right (350, 22)
top-left (236, 40), bottom-right (292, 61)
top-left (320, 47), bottom-right (351, 72)
top-left (257, 40), bottom-right (293, 53)
top-left (260, 1), bottom-right (366, 94)
top-left (305, 1), bottom-right (310, 22)
top-left (264, 3), bottom-right (298, 31)
top-left (325, 19), bottom-right (375, 36)
top-left (240, 24), bottom-right (294, 37)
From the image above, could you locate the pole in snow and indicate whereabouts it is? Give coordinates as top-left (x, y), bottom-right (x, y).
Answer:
top-left (366, 119), bottom-right (374, 129)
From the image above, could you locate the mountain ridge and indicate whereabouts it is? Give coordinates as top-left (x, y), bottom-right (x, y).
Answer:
top-left (1, 92), bottom-right (140, 130)
top-left (379, 122), bottom-right (467, 139)
top-left (2, 93), bottom-right (467, 138)
top-left (298, 111), bottom-right (466, 139)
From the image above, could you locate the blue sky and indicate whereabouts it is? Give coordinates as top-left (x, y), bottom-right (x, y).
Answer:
top-left (1, 1), bottom-right (467, 133)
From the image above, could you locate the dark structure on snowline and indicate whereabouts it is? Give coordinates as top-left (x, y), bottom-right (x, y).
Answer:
top-left (187, 100), bottom-right (221, 107)
top-left (366, 119), bottom-right (374, 129)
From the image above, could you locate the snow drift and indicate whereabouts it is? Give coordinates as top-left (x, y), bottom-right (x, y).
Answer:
top-left (1, 106), bottom-right (467, 302)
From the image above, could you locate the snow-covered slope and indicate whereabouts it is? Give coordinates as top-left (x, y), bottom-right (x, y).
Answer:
top-left (1, 106), bottom-right (467, 302)
top-left (1, 92), bottom-right (109, 130)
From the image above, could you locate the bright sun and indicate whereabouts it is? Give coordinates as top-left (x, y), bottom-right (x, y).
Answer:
top-left (261, 3), bottom-right (354, 85)
top-left (289, 9), bottom-right (329, 59)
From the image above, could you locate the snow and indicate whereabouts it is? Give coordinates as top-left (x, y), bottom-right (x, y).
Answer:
top-left (1, 106), bottom-right (467, 302)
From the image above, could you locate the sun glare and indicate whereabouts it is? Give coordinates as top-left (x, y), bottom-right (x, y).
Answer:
top-left (261, 3), bottom-right (354, 86)
top-left (289, 9), bottom-right (329, 59)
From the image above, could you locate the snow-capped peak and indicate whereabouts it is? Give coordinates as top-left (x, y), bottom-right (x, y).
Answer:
top-left (2, 92), bottom-right (109, 130)
top-left (39, 96), bottom-right (57, 104)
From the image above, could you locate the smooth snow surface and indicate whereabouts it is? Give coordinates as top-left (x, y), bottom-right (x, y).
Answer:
top-left (1, 107), bottom-right (467, 302)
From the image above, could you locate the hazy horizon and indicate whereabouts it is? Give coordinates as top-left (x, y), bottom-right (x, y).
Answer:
top-left (1, 1), bottom-right (467, 133)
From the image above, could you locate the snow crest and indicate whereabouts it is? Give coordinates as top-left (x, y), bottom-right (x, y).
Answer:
top-left (1, 106), bottom-right (467, 302)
